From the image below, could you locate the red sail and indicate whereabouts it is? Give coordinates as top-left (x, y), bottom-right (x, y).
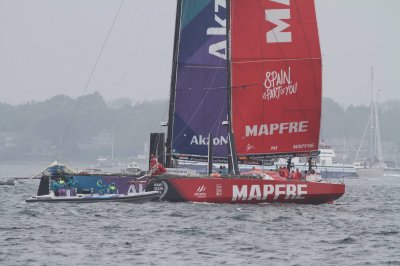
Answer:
top-left (230, 0), bottom-right (322, 157)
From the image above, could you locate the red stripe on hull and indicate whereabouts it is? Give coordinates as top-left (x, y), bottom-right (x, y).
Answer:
top-left (166, 178), bottom-right (344, 204)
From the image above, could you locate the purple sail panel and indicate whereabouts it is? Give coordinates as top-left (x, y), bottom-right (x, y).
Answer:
top-left (172, 0), bottom-right (228, 158)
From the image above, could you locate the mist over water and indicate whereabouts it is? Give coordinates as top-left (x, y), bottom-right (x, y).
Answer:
top-left (1, 166), bottom-right (399, 265)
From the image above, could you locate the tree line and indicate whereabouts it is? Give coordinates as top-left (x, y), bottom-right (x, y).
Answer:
top-left (0, 92), bottom-right (399, 161)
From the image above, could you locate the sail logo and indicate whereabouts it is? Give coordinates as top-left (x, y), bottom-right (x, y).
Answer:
top-left (232, 184), bottom-right (307, 202)
top-left (216, 184), bottom-right (223, 196)
top-left (190, 135), bottom-right (228, 146)
top-left (207, 0), bottom-right (227, 60)
top-left (246, 144), bottom-right (255, 152)
top-left (196, 185), bottom-right (206, 193)
top-left (293, 143), bottom-right (315, 149)
top-left (245, 121), bottom-right (308, 137)
top-left (127, 183), bottom-right (145, 194)
top-left (265, 0), bottom-right (292, 43)
top-left (195, 185), bottom-right (207, 198)
top-left (153, 181), bottom-right (169, 200)
top-left (263, 67), bottom-right (298, 101)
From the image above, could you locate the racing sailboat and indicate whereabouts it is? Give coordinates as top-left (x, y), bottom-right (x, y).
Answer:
top-left (147, 0), bottom-right (345, 204)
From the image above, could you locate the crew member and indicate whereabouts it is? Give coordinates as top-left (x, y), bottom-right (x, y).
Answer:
top-left (281, 167), bottom-right (289, 179)
top-left (149, 155), bottom-right (167, 176)
top-left (220, 166), bottom-right (228, 176)
top-left (292, 168), bottom-right (302, 181)
top-left (150, 154), bottom-right (157, 169)
top-left (97, 179), bottom-right (105, 195)
top-left (108, 183), bottom-right (117, 194)
top-left (58, 179), bottom-right (66, 196)
top-left (290, 170), bottom-right (296, 180)
top-left (51, 179), bottom-right (60, 195)
top-left (296, 168), bottom-right (303, 180)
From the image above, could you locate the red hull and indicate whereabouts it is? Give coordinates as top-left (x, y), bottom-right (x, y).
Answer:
top-left (150, 177), bottom-right (345, 204)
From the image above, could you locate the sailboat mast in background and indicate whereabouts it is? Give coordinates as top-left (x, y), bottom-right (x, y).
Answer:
top-left (354, 68), bottom-right (384, 177)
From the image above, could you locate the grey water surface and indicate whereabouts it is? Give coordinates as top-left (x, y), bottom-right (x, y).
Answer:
top-left (1, 167), bottom-right (399, 265)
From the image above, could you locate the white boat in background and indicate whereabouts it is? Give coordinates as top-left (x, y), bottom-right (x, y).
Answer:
top-left (354, 69), bottom-right (385, 178)
top-left (268, 143), bottom-right (356, 178)
top-left (124, 162), bottom-right (143, 175)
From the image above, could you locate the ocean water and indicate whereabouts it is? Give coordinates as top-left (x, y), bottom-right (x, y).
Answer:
top-left (1, 164), bottom-right (399, 265)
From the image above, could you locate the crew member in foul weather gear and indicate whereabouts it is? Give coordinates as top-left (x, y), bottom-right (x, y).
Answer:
top-left (290, 170), bottom-right (297, 180)
top-left (57, 179), bottom-right (66, 196)
top-left (108, 183), bottom-right (117, 194)
top-left (221, 166), bottom-right (228, 176)
top-left (58, 179), bottom-right (66, 188)
top-left (51, 180), bottom-right (60, 194)
top-left (97, 179), bottom-right (106, 194)
top-left (278, 167), bottom-right (283, 176)
top-left (281, 167), bottom-right (289, 178)
top-left (66, 177), bottom-right (77, 189)
top-left (150, 154), bottom-right (157, 169)
top-left (295, 168), bottom-right (303, 180)
top-left (66, 177), bottom-right (78, 196)
top-left (149, 155), bottom-right (167, 176)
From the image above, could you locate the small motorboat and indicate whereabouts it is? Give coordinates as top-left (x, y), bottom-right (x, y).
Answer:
top-left (26, 190), bottom-right (160, 203)
top-left (124, 162), bottom-right (143, 175)
top-left (23, 160), bottom-right (156, 203)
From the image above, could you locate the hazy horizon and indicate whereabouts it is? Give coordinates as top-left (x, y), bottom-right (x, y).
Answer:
top-left (0, 0), bottom-right (399, 106)
top-left (2, 90), bottom-right (399, 109)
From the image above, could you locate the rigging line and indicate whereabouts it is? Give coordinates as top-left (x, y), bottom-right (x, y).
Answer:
top-left (354, 116), bottom-right (371, 164)
top-left (16, 179), bottom-right (36, 192)
top-left (60, 0), bottom-right (125, 145)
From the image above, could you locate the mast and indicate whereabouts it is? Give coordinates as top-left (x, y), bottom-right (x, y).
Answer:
top-left (226, 0), bottom-right (239, 175)
top-left (165, 0), bottom-right (182, 168)
top-left (370, 68), bottom-right (374, 167)
top-left (370, 68), bottom-right (384, 167)
top-left (374, 74), bottom-right (383, 167)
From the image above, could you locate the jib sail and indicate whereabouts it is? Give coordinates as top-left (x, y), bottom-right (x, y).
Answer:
top-left (169, 0), bottom-right (229, 159)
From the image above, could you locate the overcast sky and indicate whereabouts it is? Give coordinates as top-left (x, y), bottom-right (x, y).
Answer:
top-left (0, 0), bottom-right (399, 106)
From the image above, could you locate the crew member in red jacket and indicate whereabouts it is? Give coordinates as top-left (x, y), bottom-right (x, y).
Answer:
top-left (282, 167), bottom-right (289, 179)
top-left (292, 168), bottom-right (303, 181)
top-left (149, 155), bottom-right (167, 176)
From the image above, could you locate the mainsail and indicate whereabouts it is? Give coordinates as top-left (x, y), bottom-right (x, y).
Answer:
top-left (168, 0), bottom-right (229, 160)
top-left (230, 0), bottom-right (322, 158)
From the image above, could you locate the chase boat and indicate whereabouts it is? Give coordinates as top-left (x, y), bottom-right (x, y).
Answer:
top-left (25, 190), bottom-right (160, 203)
top-left (25, 161), bottom-right (159, 203)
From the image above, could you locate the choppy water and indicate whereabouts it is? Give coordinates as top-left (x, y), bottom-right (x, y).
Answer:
top-left (1, 164), bottom-right (400, 265)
